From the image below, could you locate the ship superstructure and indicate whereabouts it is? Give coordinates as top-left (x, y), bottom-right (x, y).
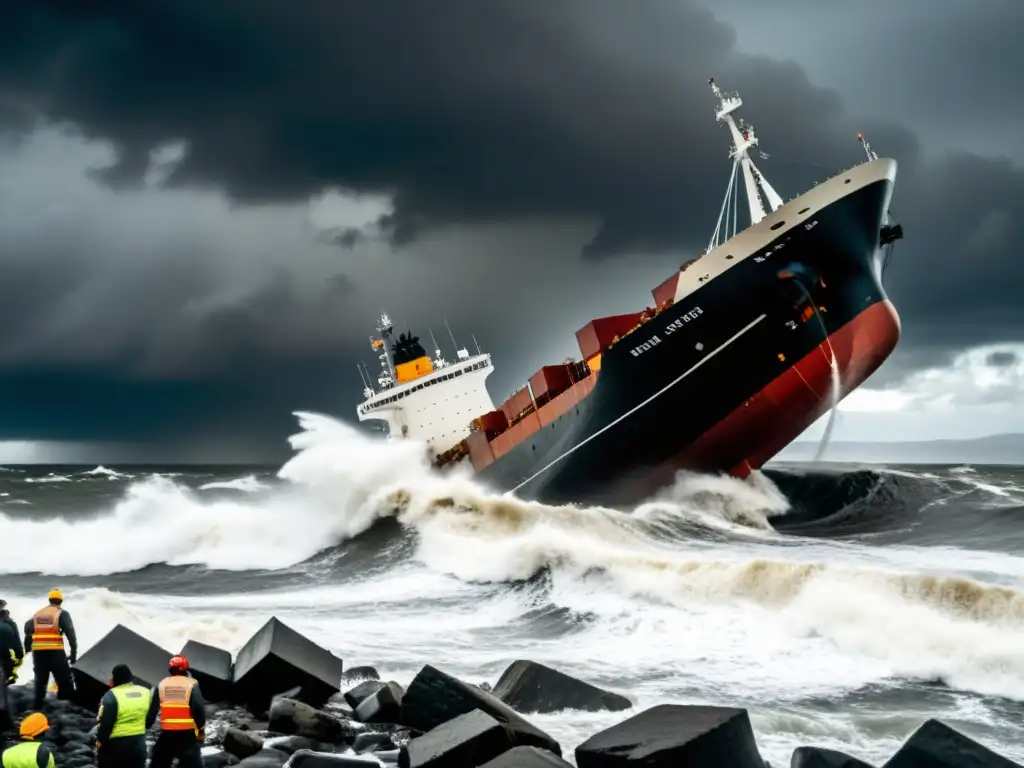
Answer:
top-left (357, 313), bottom-right (496, 455)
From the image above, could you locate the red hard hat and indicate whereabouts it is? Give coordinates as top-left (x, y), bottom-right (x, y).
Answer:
top-left (169, 655), bottom-right (189, 672)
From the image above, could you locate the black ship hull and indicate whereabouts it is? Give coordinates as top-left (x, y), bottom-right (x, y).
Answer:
top-left (475, 169), bottom-right (901, 506)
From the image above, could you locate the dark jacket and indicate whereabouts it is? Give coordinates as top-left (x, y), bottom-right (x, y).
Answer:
top-left (23, 609), bottom-right (77, 657)
top-left (0, 617), bottom-right (18, 644)
top-left (144, 675), bottom-right (206, 731)
top-left (0, 620), bottom-right (23, 674)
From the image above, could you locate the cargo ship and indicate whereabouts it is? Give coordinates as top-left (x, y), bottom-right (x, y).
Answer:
top-left (355, 78), bottom-right (905, 506)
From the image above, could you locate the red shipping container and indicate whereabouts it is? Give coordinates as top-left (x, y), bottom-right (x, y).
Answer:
top-left (529, 365), bottom-right (572, 402)
top-left (575, 312), bottom-right (644, 361)
top-left (500, 387), bottom-right (533, 423)
top-left (465, 430), bottom-right (494, 471)
top-left (652, 272), bottom-right (679, 308)
top-left (478, 409), bottom-right (508, 437)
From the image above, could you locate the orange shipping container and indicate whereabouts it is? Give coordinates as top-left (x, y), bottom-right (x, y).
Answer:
top-left (575, 312), bottom-right (644, 361)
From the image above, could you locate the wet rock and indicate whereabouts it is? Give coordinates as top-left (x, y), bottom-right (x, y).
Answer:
top-left (345, 680), bottom-right (386, 710)
top-left (271, 685), bottom-right (327, 710)
top-left (354, 731), bottom-right (399, 753)
top-left (389, 728), bottom-right (419, 748)
top-left (70, 623), bottom-right (172, 711)
top-left (355, 682), bottom-right (404, 725)
top-left (399, 710), bottom-right (513, 768)
top-left (792, 746), bottom-right (876, 768)
top-left (272, 735), bottom-right (340, 755)
top-left (205, 752), bottom-right (242, 767)
top-left (206, 705), bottom-right (264, 747)
top-left (400, 664), bottom-right (561, 756)
top-left (235, 748), bottom-right (291, 767)
top-left (343, 666), bottom-right (381, 684)
top-left (479, 746), bottom-right (575, 768)
top-left (289, 750), bottom-right (386, 766)
top-left (882, 719), bottom-right (1018, 768)
top-left (182, 639), bottom-right (235, 703)
top-left (575, 704), bottom-right (765, 768)
top-left (268, 696), bottom-right (359, 744)
top-left (224, 726), bottom-right (265, 759)
top-left (232, 617), bottom-right (344, 715)
top-left (492, 660), bottom-right (632, 715)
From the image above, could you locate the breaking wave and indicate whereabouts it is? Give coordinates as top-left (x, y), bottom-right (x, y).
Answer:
top-left (2, 412), bottom-right (1024, 706)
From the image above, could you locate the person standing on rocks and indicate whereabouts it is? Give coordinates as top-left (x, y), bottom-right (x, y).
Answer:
top-left (0, 712), bottom-right (55, 767)
top-left (145, 654), bottom-right (206, 768)
top-left (0, 603), bottom-right (24, 740)
top-left (94, 663), bottom-right (150, 768)
top-left (0, 600), bottom-right (24, 686)
top-left (22, 589), bottom-right (77, 709)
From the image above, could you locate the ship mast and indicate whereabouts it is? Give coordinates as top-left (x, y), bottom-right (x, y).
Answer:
top-left (373, 312), bottom-right (397, 390)
top-left (857, 131), bottom-right (878, 162)
top-left (707, 77), bottom-right (785, 252)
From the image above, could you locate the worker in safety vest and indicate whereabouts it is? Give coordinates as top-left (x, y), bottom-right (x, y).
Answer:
top-left (0, 712), bottom-right (55, 768)
top-left (95, 663), bottom-right (150, 768)
top-left (22, 590), bottom-right (77, 710)
top-left (0, 601), bottom-right (24, 740)
top-left (145, 655), bottom-right (206, 768)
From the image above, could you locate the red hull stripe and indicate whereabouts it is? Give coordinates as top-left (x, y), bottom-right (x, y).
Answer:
top-left (651, 298), bottom-right (902, 488)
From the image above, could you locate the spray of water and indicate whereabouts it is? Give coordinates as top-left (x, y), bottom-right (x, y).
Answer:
top-left (813, 345), bottom-right (842, 463)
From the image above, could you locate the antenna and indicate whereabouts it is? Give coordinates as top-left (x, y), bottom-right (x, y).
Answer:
top-left (444, 317), bottom-right (459, 353)
top-left (706, 77), bottom-right (785, 252)
top-left (429, 328), bottom-right (442, 355)
top-left (857, 131), bottom-right (878, 162)
top-left (472, 334), bottom-right (482, 355)
top-left (357, 364), bottom-right (369, 388)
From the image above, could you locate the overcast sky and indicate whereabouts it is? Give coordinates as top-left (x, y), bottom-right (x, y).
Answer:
top-left (0, 0), bottom-right (1022, 463)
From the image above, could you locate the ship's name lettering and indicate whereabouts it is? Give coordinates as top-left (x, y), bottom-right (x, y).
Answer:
top-left (630, 306), bottom-right (703, 357)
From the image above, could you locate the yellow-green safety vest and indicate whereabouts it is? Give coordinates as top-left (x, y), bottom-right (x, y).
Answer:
top-left (1, 741), bottom-right (55, 768)
top-left (105, 682), bottom-right (152, 738)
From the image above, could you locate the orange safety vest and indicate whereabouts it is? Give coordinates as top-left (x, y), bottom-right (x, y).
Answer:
top-left (31, 606), bottom-right (65, 652)
top-left (157, 675), bottom-right (197, 731)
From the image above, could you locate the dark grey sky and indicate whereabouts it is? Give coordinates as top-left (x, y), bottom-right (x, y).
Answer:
top-left (0, 0), bottom-right (1022, 460)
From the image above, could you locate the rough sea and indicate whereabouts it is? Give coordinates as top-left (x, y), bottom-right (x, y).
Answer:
top-left (2, 411), bottom-right (1023, 765)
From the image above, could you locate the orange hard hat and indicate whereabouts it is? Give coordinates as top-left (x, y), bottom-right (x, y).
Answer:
top-left (169, 655), bottom-right (189, 672)
top-left (47, 588), bottom-right (63, 601)
top-left (20, 712), bottom-right (49, 738)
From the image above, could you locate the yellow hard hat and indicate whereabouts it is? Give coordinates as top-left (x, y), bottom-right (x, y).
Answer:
top-left (47, 588), bottom-right (63, 602)
top-left (20, 712), bottom-right (49, 738)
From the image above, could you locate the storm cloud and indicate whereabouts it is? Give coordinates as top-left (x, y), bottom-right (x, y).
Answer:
top-left (0, 0), bottom-right (1022, 455)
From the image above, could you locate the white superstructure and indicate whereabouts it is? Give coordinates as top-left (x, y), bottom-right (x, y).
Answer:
top-left (356, 313), bottom-right (496, 453)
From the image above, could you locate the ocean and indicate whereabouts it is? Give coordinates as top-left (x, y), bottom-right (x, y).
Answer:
top-left (2, 411), bottom-right (1023, 765)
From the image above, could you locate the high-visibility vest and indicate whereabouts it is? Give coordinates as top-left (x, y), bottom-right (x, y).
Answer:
top-left (30, 606), bottom-right (65, 652)
top-left (157, 675), bottom-right (197, 731)
top-left (1, 741), bottom-right (55, 768)
top-left (108, 683), bottom-right (151, 738)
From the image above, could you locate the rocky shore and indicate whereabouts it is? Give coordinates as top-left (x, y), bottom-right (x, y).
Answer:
top-left (3, 616), bottom-right (1018, 767)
